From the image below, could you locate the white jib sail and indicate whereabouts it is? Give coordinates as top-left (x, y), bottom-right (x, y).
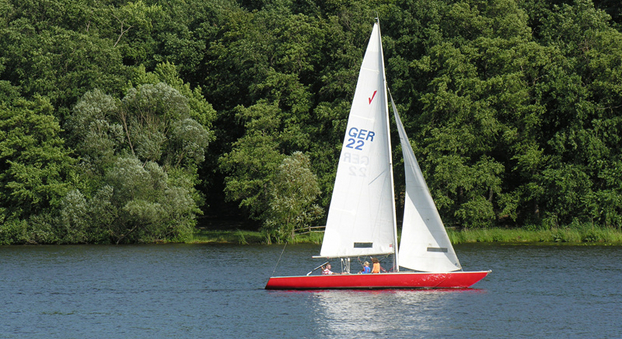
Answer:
top-left (390, 94), bottom-right (462, 272)
top-left (319, 22), bottom-right (397, 258)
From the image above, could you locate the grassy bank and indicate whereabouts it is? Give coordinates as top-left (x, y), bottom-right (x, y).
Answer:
top-left (188, 229), bottom-right (265, 244)
top-left (189, 226), bottom-right (622, 245)
top-left (188, 229), bottom-right (324, 245)
top-left (447, 226), bottom-right (622, 245)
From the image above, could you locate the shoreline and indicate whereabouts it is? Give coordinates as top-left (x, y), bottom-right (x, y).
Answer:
top-left (189, 227), bottom-right (622, 245)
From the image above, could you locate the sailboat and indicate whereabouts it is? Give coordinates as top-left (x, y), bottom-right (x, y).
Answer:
top-left (265, 21), bottom-right (490, 290)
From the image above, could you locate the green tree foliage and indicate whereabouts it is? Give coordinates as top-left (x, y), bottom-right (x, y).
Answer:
top-left (2, 0), bottom-right (622, 244)
top-left (208, 1), bottom-right (377, 216)
top-left (390, 0), bottom-right (622, 229)
top-left (532, 0), bottom-right (622, 227)
top-left (0, 9), bottom-right (129, 112)
top-left (400, 0), bottom-right (543, 227)
top-left (61, 82), bottom-right (210, 243)
top-left (131, 62), bottom-right (217, 129)
top-left (219, 102), bottom-right (325, 239)
top-left (0, 97), bottom-right (75, 218)
top-left (263, 151), bottom-right (323, 243)
top-left (0, 96), bottom-right (75, 243)
top-left (219, 101), bottom-right (287, 220)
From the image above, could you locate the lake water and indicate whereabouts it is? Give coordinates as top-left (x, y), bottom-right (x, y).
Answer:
top-left (1, 243), bottom-right (621, 338)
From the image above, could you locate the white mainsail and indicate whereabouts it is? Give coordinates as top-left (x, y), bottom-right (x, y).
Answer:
top-left (319, 22), bottom-right (397, 258)
top-left (391, 95), bottom-right (462, 272)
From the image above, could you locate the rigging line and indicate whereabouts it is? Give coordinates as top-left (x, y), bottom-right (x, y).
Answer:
top-left (271, 242), bottom-right (287, 277)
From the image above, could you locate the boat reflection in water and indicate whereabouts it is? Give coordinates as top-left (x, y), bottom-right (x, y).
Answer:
top-left (309, 289), bottom-right (484, 336)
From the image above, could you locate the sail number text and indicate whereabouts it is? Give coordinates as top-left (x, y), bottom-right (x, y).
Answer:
top-left (345, 127), bottom-right (375, 151)
top-left (342, 152), bottom-right (369, 177)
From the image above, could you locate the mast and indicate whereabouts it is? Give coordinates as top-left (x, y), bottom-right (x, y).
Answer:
top-left (377, 19), bottom-right (399, 272)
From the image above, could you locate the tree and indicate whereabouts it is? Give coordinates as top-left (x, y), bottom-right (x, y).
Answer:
top-left (404, 0), bottom-right (543, 227)
top-left (0, 96), bottom-right (75, 241)
top-left (65, 88), bottom-right (123, 175)
top-left (62, 82), bottom-right (210, 243)
top-left (262, 152), bottom-right (323, 243)
top-left (531, 0), bottom-right (622, 227)
top-left (0, 18), bottom-right (128, 112)
top-left (219, 101), bottom-right (286, 221)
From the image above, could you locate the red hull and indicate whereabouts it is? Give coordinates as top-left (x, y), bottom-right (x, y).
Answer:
top-left (265, 270), bottom-right (491, 290)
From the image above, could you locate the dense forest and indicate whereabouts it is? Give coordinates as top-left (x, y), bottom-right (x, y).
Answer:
top-left (1, 0), bottom-right (622, 244)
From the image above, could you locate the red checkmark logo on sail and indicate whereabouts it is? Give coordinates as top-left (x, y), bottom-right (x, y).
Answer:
top-left (369, 90), bottom-right (377, 104)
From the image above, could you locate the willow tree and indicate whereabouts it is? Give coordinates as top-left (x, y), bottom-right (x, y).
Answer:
top-left (262, 152), bottom-right (323, 243)
top-left (62, 81), bottom-right (211, 243)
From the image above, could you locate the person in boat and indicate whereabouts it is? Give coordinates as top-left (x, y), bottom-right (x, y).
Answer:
top-left (359, 261), bottom-right (371, 274)
top-left (371, 258), bottom-right (386, 273)
top-left (322, 263), bottom-right (334, 275)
